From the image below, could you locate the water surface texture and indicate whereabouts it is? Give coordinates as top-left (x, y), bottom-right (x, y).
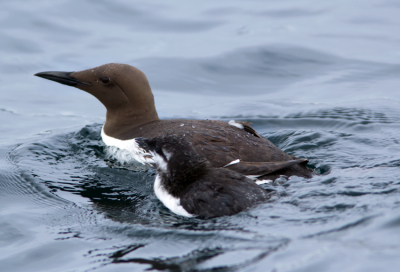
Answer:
top-left (1, 1), bottom-right (400, 271)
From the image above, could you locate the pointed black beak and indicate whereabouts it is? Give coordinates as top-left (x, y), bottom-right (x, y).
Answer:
top-left (135, 137), bottom-right (151, 151)
top-left (34, 71), bottom-right (90, 86)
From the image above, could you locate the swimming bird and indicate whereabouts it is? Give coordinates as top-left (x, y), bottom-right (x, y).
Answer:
top-left (34, 63), bottom-right (312, 180)
top-left (135, 135), bottom-right (272, 218)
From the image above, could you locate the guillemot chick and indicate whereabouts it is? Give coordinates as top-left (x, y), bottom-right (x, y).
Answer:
top-left (135, 135), bottom-right (272, 218)
top-left (34, 63), bottom-right (312, 180)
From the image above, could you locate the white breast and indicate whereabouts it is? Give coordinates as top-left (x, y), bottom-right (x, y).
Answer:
top-left (101, 126), bottom-right (155, 166)
top-left (154, 175), bottom-right (194, 217)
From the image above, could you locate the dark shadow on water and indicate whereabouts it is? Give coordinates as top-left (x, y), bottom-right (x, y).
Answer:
top-left (110, 247), bottom-right (228, 272)
top-left (90, 240), bottom-right (287, 272)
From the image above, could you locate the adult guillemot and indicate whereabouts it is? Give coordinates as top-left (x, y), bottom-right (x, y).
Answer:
top-left (34, 63), bottom-right (312, 180)
top-left (135, 135), bottom-right (272, 218)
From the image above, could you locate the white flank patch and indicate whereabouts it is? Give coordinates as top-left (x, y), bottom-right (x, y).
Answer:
top-left (223, 159), bottom-right (240, 167)
top-left (228, 120), bottom-right (244, 129)
top-left (154, 176), bottom-right (194, 217)
top-left (246, 175), bottom-right (273, 185)
top-left (255, 179), bottom-right (273, 185)
top-left (101, 126), bottom-right (154, 166)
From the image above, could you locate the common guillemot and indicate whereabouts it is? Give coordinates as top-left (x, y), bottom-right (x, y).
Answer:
top-left (135, 135), bottom-right (272, 218)
top-left (34, 63), bottom-right (312, 180)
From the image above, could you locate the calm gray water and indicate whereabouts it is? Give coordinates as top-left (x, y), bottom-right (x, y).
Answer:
top-left (1, 1), bottom-right (400, 271)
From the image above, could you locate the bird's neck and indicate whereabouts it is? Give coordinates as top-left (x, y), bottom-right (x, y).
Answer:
top-left (103, 109), bottom-right (160, 140)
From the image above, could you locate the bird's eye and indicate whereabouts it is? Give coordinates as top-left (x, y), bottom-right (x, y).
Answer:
top-left (100, 77), bottom-right (110, 84)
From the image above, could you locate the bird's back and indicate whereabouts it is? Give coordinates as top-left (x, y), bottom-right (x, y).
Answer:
top-left (121, 119), bottom-right (311, 179)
